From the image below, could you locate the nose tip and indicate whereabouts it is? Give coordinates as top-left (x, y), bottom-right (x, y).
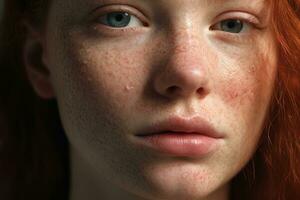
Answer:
top-left (153, 64), bottom-right (209, 99)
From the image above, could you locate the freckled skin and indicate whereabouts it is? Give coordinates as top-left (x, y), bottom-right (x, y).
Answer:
top-left (34, 0), bottom-right (278, 200)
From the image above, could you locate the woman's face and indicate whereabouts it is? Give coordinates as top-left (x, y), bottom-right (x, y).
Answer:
top-left (33, 0), bottom-right (277, 199)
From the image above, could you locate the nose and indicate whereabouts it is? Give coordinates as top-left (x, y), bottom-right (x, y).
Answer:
top-left (153, 31), bottom-right (211, 100)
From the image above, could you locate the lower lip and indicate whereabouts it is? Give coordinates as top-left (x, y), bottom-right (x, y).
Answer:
top-left (135, 133), bottom-right (220, 157)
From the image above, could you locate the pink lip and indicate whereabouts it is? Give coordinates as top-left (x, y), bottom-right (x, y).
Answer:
top-left (136, 116), bottom-right (223, 138)
top-left (134, 116), bottom-right (224, 157)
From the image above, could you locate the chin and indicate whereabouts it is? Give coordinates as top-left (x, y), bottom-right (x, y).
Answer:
top-left (123, 169), bottom-right (229, 200)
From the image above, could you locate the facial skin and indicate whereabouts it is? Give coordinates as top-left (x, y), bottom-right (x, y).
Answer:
top-left (25, 0), bottom-right (278, 199)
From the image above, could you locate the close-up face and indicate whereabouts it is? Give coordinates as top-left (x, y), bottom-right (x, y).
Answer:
top-left (35, 0), bottom-right (278, 199)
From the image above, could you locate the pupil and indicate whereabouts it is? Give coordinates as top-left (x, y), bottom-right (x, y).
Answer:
top-left (221, 19), bottom-right (243, 33)
top-left (227, 21), bottom-right (236, 29)
top-left (115, 14), bottom-right (123, 22)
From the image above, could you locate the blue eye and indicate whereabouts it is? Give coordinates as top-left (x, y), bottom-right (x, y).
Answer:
top-left (106, 12), bottom-right (131, 27)
top-left (98, 11), bottom-right (143, 28)
top-left (220, 19), bottom-right (244, 33)
top-left (211, 19), bottom-right (250, 34)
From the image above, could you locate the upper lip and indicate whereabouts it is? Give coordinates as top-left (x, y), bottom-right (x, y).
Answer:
top-left (136, 116), bottom-right (224, 138)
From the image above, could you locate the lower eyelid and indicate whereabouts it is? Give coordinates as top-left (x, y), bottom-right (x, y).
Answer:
top-left (211, 30), bottom-right (256, 44)
top-left (90, 23), bottom-right (149, 37)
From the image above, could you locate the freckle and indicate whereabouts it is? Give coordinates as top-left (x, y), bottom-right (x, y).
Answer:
top-left (247, 65), bottom-right (256, 74)
top-left (228, 90), bottom-right (239, 100)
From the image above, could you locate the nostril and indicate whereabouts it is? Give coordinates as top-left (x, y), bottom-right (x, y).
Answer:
top-left (197, 88), bottom-right (204, 94)
top-left (166, 86), bottom-right (180, 94)
top-left (166, 86), bottom-right (205, 96)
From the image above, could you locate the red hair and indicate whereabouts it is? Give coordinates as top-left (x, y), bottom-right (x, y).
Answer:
top-left (0, 0), bottom-right (299, 199)
top-left (231, 0), bottom-right (300, 199)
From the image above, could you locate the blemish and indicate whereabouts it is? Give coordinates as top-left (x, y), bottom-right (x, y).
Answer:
top-left (124, 85), bottom-right (134, 92)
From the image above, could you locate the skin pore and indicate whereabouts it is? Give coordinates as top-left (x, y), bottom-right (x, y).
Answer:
top-left (24, 0), bottom-right (278, 200)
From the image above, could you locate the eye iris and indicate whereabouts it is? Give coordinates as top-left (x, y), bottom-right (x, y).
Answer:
top-left (106, 12), bottom-right (131, 27)
top-left (221, 19), bottom-right (243, 33)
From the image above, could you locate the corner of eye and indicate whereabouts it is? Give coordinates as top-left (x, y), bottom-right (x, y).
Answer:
top-left (208, 26), bottom-right (216, 32)
top-left (143, 21), bottom-right (150, 27)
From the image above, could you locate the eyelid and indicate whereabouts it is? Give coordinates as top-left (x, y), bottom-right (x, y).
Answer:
top-left (98, 13), bottom-right (143, 28)
top-left (209, 11), bottom-right (263, 43)
top-left (90, 4), bottom-right (150, 27)
top-left (212, 11), bottom-right (263, 29)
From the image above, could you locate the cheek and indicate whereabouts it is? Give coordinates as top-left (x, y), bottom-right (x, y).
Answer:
top-left (218, 53), bottom-right (273, 110)
top-left (221, 78), bottom-right (256, 108)
top-left (58, 39), bottom-right (150, 117)
top-left (212, 49), bottom-right (277, 148)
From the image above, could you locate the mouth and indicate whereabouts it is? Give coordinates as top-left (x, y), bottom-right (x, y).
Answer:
top-left (141, 130), bottom-right (199, 135)
top-left (135, 115), bottom-right (223, 138)
top-left (134, 116), bottom-right (223, 158)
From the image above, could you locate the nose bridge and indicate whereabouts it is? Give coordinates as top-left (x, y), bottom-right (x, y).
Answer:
top-left (170, 27), bottom-right (204, 59)
top-left (165, 23), bottom-right (214, 75)
top-left (169, 31), bottom-right (205, 69)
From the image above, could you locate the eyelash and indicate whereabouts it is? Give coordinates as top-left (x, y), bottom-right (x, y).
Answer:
top-left (93, 8), bottom-right (260, 41)
top-left (211, 19), bottom-right (257, 42)
top-left (92, 6), bottom-right (149, 35)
